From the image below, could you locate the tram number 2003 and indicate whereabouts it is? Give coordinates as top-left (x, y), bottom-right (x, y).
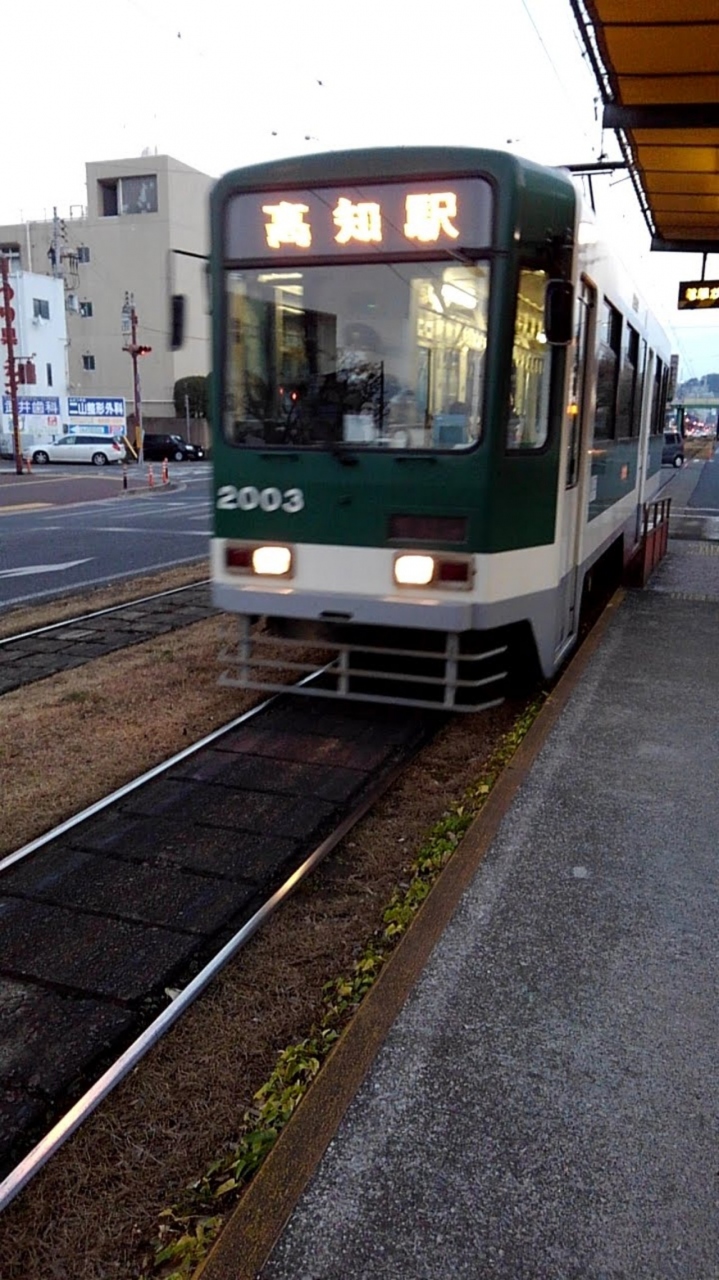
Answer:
top-left (216, 485), bottom-right (305, 513)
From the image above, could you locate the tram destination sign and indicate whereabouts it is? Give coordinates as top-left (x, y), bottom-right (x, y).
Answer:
top-left (225, 178), bottom-right (493, 262)
top-left (677, 279), bottom-right (719, 310)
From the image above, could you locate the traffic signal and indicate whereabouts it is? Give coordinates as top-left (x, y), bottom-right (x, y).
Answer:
top-left (137, 345), bottom-right (152, 357)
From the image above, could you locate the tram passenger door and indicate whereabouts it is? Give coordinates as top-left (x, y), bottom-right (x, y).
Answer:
top-left (555, 280), bottom-right (595, 657)
top-left (634, 340), bottom-right (653, 530)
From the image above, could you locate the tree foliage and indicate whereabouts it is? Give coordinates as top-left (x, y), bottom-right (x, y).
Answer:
top-left (173, 376), bottom-right (208, 419)
top-left (677, 372), bottom-right (719, 398)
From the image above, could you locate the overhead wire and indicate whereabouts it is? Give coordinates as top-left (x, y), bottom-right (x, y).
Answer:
top-left (519, 0), bottom-right (607, 163)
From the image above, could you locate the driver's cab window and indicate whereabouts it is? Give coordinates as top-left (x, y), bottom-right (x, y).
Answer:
top-left (507, 268), bottom-right (552, 451)
top-left (224, 260), bottom-right (490, 452)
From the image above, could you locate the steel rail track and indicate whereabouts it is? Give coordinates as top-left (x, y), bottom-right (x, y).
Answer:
top-left (0, 675), bottom-right (282, 876)
top-left (0, 727), bottom-right (411, 1212)
top-left (0, 578), bottom-right (211, 647)
top-left (0, 578), bottom-right (217, 695)
top-left (0, 670), bottom-right (438, 1211)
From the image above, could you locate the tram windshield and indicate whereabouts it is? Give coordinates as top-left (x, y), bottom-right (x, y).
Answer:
top-left (224, 261), bottom-right (490, 451)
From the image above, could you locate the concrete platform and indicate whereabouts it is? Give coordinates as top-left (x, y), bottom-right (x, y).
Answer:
top-left (200, 535), bottom-right (719, 1280)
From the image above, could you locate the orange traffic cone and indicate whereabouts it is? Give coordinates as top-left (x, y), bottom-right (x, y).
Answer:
top-left (148, 465), bottom-right (155, 489)
top-left (161, 457), bottom-right (169, 485)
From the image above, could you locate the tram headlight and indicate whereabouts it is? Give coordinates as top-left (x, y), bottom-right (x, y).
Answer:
top-left (252, 546), bottom-right (292, 576)
top-left (394, 554), bottom-right (435, 586)
top-left (393, 552), bottom-right (473, 590)
top-left (225, 542), bottom-right (293, 577)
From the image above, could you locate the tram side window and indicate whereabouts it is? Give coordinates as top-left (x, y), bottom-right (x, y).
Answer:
top-left (616, 323), bottom-right (641, 437)
top-left (507, 268), bottom-right (552, 450)
top-left (594, 300), bottom-right (621, 440)
top-left (636, 337), bottom-right (647, 436)
top-left (650, 356), bottom-right (669, 434)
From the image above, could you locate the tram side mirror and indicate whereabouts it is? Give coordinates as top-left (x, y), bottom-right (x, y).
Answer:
top-left (544, 280), bottom-right (574, 345)
top-left (170, 294), bottom-right (186, 350)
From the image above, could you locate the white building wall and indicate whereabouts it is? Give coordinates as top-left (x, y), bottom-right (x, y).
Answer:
top-left (13, 272), bottom-right (68, 395)
top-left (0, 271), bottom-right (67, 452)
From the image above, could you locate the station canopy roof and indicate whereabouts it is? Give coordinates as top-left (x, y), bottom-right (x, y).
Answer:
top-left (570, 1), bottom-right (719, 253)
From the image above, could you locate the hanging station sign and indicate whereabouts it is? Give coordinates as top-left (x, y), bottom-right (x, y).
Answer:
top-left (677, 280), bottom-right (719, 310)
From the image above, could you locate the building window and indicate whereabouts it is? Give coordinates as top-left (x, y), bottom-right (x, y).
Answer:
top-left (121, 175), bottom-right (158, 214)
top-left (77, 245), bottom-right (91, 263)
top-left (46, 363), bottom-right (53, 386)
top-left (82, 354), bottom-right (96, 371)
top-left (99, 180), bottom-right (119, 217)
top-left (79, 300), bottom-right (93, 317)
top-left (0, 243), bottom-right (21, 266)
top-left (98, 174), bottom-right (158, 217)
top-left (33, 298), bottom-right (50, 320)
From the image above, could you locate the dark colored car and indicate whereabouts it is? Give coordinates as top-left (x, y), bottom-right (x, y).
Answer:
top-left (662, 431), bottom-right (684, 468)
top-left (142, 433), bottom-right (205, 462)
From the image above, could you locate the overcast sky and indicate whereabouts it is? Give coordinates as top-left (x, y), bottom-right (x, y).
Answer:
top-left (5, 0), bottom-right (717, 380)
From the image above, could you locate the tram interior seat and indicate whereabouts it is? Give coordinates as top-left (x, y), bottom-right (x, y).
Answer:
top-left (432, 412), bottom-right (467, 447)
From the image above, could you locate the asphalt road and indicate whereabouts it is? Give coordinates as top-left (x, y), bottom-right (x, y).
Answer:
top-left (0, 464), bottom-right (212, 611)
top-left (664, 442), bottom-right (719, 540)
top-left (678, 441), bottom-right (719, 508)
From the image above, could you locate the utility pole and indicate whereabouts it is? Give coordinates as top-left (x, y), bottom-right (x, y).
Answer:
top-left (1, 257), bottom-right (23, 476)
top-left (121, 292), bottom-right (151, 463)
top-left (50, 207), bottom-right (62, 278)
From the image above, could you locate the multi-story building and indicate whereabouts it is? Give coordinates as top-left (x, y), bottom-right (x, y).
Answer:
top-left (0, 153), bottom-right (212, 420)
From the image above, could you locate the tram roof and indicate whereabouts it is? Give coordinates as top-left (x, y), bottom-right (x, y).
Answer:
top-left (570, 1), bottom-right (719, 253)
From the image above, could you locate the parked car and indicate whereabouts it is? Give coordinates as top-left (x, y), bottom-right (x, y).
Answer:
top-left (662, 431), bottom-right (684, 468)
top-left (31, 434), bottom-right (125, 466)
top-left (142, 433), bottom-right (205, 462)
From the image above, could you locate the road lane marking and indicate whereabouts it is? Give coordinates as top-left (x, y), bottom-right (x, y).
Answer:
top-left (0, 503), bottom-right (53, 515)
top-left (0, 559), bottom-right (93, 579)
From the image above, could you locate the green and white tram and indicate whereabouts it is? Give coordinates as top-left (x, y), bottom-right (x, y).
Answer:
top-left (207, 146), bottom-right (673, 709)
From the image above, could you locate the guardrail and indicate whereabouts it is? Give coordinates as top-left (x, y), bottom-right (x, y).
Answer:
top-left (626, 497), bottom-right (671, 587)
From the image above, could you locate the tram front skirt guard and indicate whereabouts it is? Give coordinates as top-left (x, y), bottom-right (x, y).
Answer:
top-left (219, 616), bottom-right (509, 712)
